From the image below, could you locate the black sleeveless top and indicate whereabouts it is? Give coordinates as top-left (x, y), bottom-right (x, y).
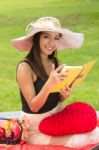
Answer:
top-left (19, 58), bottom-right (60, 114)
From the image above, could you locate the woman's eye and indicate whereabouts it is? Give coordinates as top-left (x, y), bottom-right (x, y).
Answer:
top-left (44, 35), bottom-right (49, 38)
top-left (55, 37), bottom-right (60, 40)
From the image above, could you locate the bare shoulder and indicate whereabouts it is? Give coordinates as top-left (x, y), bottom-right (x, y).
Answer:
top-left (17, 62), bottom-right (33, 81)
top-left (17, 62), bottom-right (31, 75)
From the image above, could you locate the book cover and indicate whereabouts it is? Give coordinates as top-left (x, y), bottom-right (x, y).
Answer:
top-left (50, 60), bottom-right (96, 93)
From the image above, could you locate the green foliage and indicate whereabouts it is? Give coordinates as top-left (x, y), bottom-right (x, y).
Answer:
top-left (0, 0), bottom-right (99, 111)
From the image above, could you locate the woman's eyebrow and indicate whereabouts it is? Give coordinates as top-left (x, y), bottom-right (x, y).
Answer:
top-left (43, 33), bottom-right (51, 36)
top-left (43, 32), bottom-right (60, 37)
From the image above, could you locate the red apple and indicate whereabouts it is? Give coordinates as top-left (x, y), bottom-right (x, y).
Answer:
top-left (12, 123), bottom-right (21, 139)
top-left (5, 130), bottom-right (14, 139)
top-left (0, 127), bottom-right (5, 139)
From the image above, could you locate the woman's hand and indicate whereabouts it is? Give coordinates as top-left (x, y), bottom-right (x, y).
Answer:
top-left (59, 86), bottom-right (72, 102)
top-left (46, 64), bottom-right (65, 91)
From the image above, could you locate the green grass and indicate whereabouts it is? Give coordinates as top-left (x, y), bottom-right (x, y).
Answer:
top-left (0, 0), bottom-right (99, 111)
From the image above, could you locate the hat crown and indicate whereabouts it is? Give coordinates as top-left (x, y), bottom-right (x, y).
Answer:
top-left (26, 17), bottom-right (61, 33)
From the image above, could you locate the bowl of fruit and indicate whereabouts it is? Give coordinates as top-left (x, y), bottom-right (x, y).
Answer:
top-left (0, 118), bottom-right (22, 144)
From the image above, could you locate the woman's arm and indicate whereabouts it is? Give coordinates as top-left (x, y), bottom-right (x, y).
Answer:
top-left (17, 62), bottom-right (64, 112)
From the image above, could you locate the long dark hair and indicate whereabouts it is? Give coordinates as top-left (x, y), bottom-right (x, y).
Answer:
top-left (25, 32), bottom-right (57, 81)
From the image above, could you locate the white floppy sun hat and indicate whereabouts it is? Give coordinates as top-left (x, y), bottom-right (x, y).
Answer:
top-left (11, 17), bottom-right (84, 51)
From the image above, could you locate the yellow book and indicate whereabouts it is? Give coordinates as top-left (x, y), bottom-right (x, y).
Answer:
top-left (50, 60), bottom-right (96, 93)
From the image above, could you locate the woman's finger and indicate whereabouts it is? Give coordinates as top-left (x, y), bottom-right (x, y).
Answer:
top-left (55, 64), bottom-right (65, 73)
top-left (66, 86), bottom-right (72, 92)
top-left (51, 63), bottom-right (55, 72)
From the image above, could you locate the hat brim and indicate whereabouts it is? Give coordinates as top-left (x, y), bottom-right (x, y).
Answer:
top-left (11, 28), bottom-right (84, 51)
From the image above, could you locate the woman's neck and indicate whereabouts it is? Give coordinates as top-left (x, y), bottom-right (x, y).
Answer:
top-left (40, 53), bottom-right (49, 63)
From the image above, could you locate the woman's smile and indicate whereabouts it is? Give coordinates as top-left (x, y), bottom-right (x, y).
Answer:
top-left (45, 45), bottom-right (55, 51)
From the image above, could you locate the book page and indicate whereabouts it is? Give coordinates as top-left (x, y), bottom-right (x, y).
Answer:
top-left (71, 60), bottom-right (96, 88)
top-left (50, 60), bottom-right (96, 93)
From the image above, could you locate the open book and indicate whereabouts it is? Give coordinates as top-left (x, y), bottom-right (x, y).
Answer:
top-left (50, 60), bottom-right (96, 93)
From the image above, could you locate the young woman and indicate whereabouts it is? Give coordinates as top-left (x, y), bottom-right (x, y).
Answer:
top-left (11, 17), bottom-right (99, 148)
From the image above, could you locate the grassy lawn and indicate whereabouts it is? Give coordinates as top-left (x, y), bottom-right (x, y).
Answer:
top-left (0, 0), bottom-right (99, 112)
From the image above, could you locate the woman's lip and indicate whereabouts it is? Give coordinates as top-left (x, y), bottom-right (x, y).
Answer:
top-left (45, 46), bottom-right (54, 50)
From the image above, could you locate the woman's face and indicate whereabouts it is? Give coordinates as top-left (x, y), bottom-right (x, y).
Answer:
top-left (39, 31), bottom-right (61, 56)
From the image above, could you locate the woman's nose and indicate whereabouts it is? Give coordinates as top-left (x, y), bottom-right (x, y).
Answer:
top-left (48, 39), bottom-right (55, 47)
